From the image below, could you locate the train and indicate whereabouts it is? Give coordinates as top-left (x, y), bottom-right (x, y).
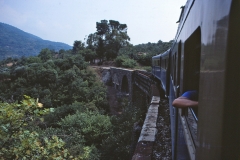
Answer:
top-left (151, 0), bottom-right (240, 159)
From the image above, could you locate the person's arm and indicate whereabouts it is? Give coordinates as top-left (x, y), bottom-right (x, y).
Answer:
top-left (172, 97), bottom-right (198, 108)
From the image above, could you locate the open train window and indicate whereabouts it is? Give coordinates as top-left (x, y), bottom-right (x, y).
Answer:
top-left (183, 27), bottom-right (201, 146)
top-left (183, 27), bottom-right (201, 112)
top-left (177, 42), bottom-right (182, 97)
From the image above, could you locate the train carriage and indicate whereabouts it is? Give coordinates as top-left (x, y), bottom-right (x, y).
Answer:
top-left (152, 0), bottom-right (240, 159)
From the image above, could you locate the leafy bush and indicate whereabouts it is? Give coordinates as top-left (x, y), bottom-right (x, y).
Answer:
top-left (59, 110), bottom-right (112, 146)
top-left (0, 96), bottom-right (74, 159)
top-left (44, 101), bottom-right (98, 127)
top-left (38, 127), bottom-right (100, 159)
top-left (122, 58), bottom-right (137, 68)
top-left (100, 101), bottom-right (142, 160)
top-left (115, 55), bottom-right (137, 68)
top-left (114, 55), bottom-right (125, 67)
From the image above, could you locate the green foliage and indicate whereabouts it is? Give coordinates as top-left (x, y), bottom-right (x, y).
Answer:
top-left (73, 40), bottom-right (85, 53)
top-left (115, 55), bottom-right (137, 68)
top-left (0, 52), bottom-right (105, 108)
top-left (38, 127), bottom-right (100, 159)
top-left (122, 59), bottom-right (137, 68)
top-left (86, 33), bottom-right (99, 51)
top-left (38, 48), bottom-right (54, 61)
top-left (100, 101), bottom-right (142, 160)
top-left (26, 56), bottom-right (42, 64)
top-left (44, 101), bottom-right (94, 126)
top-left (0, 49), bottom-right (113, 159)
top-left (87, 20), bottom-right (130, 62)
top-left (0, 95), bottom-right (105, 159)
top-left (78, 49), bottom-right (97, 63)
top-left (59, 110), bottom-right (112, 145)
top-left (0, 96), bottom-right (75, 159)
top-left (118, 40), bottom-right (173, 66)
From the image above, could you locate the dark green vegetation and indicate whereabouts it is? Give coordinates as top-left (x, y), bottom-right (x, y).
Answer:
top-left (0, 22), bottom-right (71, 60)
top-left (0, 48), bottom-right (143, 159)
top-left (117, 40), bottom-right (173, 68)
top-left (0, 19), bottom-right (172, 159)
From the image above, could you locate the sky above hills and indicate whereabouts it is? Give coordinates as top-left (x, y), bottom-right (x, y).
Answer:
top-left (0, 0), bottom-right (186, 46)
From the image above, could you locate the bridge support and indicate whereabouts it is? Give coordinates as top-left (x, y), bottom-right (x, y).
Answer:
top-left (110, 67), bottom-right (134, 102)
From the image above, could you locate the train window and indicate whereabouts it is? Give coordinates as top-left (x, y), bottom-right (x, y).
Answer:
top-left (183, 27), bottom-right (201, 146)
top-left (173, 53), bottom-right (177, 85)
top-left (183, 27), bottom-right (201, 106)
top-left (171, 55), bottom-right (175, 79)
top-left (177, 42), bottom-right (182, 97)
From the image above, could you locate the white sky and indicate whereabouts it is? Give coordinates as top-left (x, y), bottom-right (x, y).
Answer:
top-left (0, 0), bottom-right (186, 46)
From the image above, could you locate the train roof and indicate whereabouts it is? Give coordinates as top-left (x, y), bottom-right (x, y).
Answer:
top-left (152, 49), bottom-right (171, 59)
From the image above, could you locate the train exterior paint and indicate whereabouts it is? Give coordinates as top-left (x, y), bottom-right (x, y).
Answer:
top-left (152, 0), bottom-right (240, 159)
top-left (152, 49), bottom-right (170, 92)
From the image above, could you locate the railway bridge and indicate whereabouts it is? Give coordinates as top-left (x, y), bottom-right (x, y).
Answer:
top-left (101, 67), bottom-right (163, 160)
top-left (102, 67), bottom-right (156, 102)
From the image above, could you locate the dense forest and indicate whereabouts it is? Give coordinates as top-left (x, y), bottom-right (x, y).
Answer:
top-left (0, 20), bottom-right (172, 159)
top-left (0, 22), bottom-right (72, 60)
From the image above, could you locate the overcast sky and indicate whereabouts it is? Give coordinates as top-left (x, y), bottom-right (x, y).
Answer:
top-left (0, 0), bottom-right (186, 46)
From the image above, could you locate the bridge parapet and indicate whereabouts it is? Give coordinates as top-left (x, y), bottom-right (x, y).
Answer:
top-left (134, 70), bottom-right (155, 97)
top-left (132, 96), bottom-right (160, 160)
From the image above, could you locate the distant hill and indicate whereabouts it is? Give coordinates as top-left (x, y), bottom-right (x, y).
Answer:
top-left (0, 22), bottom-right (72, 60)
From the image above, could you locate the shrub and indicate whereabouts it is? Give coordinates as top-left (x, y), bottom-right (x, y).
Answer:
top-left (115, 55), bottom-right (137, 68)
top-left (58, 110), bottom-right (112, 146)
top-left (122, 58), bottom-right (137, 68)
top-left (100, 102), bottom-right (142, 160)
top-left (0, 96), bottom-right (74, 159)
top-left (44, 101), bottom-right (99, 127)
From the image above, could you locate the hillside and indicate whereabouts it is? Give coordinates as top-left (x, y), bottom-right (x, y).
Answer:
top-left (0, 22), bottom-right (72, 60)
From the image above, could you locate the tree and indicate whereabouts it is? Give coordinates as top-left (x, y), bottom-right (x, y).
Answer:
top-left (79, 49), bottom-right (97, 63)
top-left (96, 20), bottom-right (109, 37)
top-left (73, 40), bottom-right (85, 54)
top-left (86, 33), bottom-right (99, 63)
top-left (88, 20), bottom-right (130, 62)
top-left (86, 33), bottom-right (99, 51)
top-left (96, 37), bottom-right (105, 62)
top-left (38, 48), bottom-right (54, 61)
top-left (105, 20), bottom-right (130, 60)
